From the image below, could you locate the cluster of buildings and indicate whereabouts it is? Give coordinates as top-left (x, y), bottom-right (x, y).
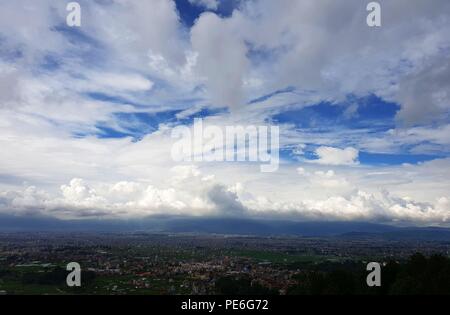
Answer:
top-left (1, 232), bottom-right (449, 295)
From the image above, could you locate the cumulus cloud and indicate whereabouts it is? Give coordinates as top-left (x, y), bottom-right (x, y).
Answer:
top-left (88, 0), bottom-right (187, 67)
top-left (187, 0), bottom-right (450, 122)
top-left (396, 56), bottom-right (450, 125)
top-left (297, 168), bottom-right (350, 189)
top-left (1, 173), bottom-right (449, 225)
top-left (207, 184), bottom-right (246, 215)
top-left (253, 190), bottom-right (450, 224)
top-left (0, 167), bottom-right (214, 218)
top-left (311, 147), bottom-right (359, 166)
top-left (191, 12), bottom-right (249, 109)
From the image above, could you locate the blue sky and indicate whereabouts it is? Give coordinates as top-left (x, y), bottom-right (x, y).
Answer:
top-left (175, 0), bottom-right (239, 26)
top-left (0, 0), bottom-right (449, 225)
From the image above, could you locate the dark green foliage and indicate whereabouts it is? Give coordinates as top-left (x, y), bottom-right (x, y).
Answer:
top-left (215, 275), bottom-right (279, 295)
top-left (21, 267), bottom-right (96, 287)
top-left (287, 253), bottom-right (450, 295)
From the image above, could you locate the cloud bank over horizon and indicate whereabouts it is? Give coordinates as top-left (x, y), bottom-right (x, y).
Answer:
top-left (0, 0), bottom-right (449, 226)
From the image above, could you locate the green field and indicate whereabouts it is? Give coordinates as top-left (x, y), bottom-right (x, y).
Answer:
top-left (229, 249), bottom-right (336, 264)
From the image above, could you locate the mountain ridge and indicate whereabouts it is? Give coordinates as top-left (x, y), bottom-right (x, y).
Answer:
top-left (0, 214), bottom-right (449, 240)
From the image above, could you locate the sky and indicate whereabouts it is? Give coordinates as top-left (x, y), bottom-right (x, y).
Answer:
top-left (0, 0), bottom-right (449, 226)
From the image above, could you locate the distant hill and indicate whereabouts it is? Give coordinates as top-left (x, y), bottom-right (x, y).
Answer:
top-left (339, 227), bottom-right (450, 241)
top-left (162, 217), bottom-right (399, 236)
top-left (0, 214), bottom-right (449, 241)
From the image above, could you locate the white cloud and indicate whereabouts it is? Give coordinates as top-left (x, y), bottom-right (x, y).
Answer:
top-left (188, 0), bottom-right (219, 10)
top-left (296, 167), bottom-right (306, 176)
top-left (0, 63), bottom-right (21, 107)
top-left (186, 0), bottom-right (450, 123)
top-left (88, 72), bottom-right (154, 92)
top-left (297, 168), bottom-right (350, 189)
top-left (1, 173), bottom-right (449, 224)
top-left (191, 12), bottom-right (249, 109)
top-left (0, 0), bottom-right (69, 64)
top-left (2, 0), bottom-right (450, 122)
top-left (88, 0), bottom-right (187, 67)
top-left (311, 147), bottom-right (359, 166)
